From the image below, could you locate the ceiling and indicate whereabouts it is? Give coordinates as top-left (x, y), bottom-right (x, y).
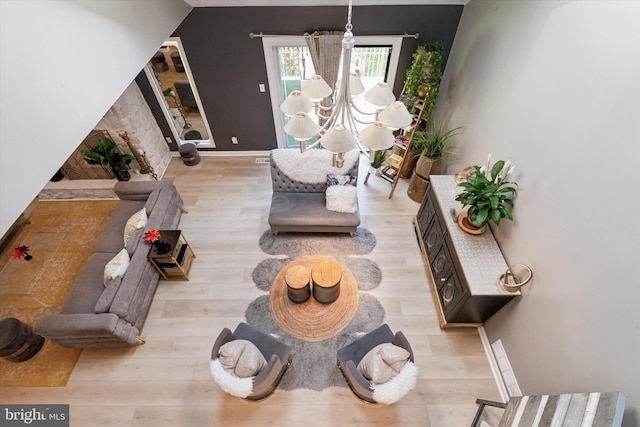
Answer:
top-left (183, 0), bottom-right (469, 6)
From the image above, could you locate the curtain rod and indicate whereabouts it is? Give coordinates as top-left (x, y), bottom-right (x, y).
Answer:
top-left (249, 32), bottom-right (419, 39)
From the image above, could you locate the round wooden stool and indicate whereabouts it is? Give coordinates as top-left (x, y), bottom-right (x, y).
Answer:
top-left (0, 318), bottom-right (45, 363)
top-left (285, 265), bottom-right (311, 303)
top-left (311, 258), bottom-right (342, 304)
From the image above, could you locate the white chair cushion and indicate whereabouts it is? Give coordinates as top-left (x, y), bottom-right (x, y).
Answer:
top-left (218, 339), bottom-right (267, 378)
top-left (357, 343), bottom-right (410, 384)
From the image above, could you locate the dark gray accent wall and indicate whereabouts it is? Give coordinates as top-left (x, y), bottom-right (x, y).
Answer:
top-left (154, 6), bottom-right (462, 151)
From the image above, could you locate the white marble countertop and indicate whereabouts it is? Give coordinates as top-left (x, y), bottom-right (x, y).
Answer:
top-left (430, 175), bottom-right (518, 296)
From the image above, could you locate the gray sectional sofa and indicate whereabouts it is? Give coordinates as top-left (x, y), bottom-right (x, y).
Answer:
top-left (34, 181), bottom-right (184, 347)
top-left (268, 149), bottom-right (361, 234)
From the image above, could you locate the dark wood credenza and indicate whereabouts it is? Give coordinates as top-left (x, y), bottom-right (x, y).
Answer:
top-left (413, 175), bottom-right (520, 328)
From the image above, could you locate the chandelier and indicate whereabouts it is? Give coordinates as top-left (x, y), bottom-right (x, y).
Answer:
top-left (279, 0), bottom-right (413, 167)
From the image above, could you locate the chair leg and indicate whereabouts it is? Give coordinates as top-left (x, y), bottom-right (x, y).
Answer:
top-left (471, 398), bottom-right (507, 427)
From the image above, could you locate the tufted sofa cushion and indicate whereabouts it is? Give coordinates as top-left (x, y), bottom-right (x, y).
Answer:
top-left (270, 161), bottom-right (358, 193)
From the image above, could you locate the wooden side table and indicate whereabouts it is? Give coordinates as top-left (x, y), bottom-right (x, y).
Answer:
top-left (148, 230), bottom-right (196, 280)
top-left (311, 258), bottom-right (342, 304)
top-left (285, 265), bottom-right (311, 303)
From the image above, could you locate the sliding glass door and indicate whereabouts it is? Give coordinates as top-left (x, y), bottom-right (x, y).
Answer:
top-left (263, 36), bottom-right (403, 149)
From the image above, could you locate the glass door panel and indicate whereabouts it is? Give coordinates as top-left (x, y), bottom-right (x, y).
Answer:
top-left (264, 36), bottom-right (403, 149)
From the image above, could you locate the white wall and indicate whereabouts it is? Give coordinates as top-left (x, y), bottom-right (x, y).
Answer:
top-left (437, 0), bottom-right (640, 423)
top-left (0, 0), bottom-right (191, 237)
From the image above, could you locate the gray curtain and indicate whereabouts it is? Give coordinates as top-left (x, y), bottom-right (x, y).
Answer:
top-left (304, 31), bottom-right (343, 106)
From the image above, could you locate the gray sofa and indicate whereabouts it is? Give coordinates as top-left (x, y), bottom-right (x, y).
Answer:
top-left (34, 181), bottom-right (184, 347)
top-left (268, 149), bottom-right (361, 234)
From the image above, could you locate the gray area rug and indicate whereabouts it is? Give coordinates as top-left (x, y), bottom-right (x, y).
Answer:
top-left (247, 227), bottom-right (386, 391)
top-left (252, 257), bottom-right (382, 292)
top-left (245, 293), bottom-right (384, 391)
top-left (258, 227), bottom-right (376, 257)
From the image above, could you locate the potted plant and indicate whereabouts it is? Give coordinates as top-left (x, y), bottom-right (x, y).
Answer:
top-left (369, 149), bottom-right (388, 176)
top-left (400, 42), bottom-right (444, 181)
top-left (413, 121), bottom-right (462, 179)
top-left (81, 137), bottom-right (136, 181)
top-left (455, 154), bottom-right (518, 233)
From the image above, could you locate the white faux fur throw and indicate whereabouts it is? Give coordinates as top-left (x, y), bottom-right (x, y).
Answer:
top-left (210, 358), bottom-right (254, 398)
top-left (272, 149), bottom-right (359, 184)
top-left (371, 361), bottom-right (419, 405)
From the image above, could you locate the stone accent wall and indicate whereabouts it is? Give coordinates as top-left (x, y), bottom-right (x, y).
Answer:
top-left (95, 81), bottom-right (171, 179)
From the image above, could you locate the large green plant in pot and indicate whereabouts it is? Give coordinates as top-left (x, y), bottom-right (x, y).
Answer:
top-left (81, 137), bottom-right (136, 181)
top-left (455, 155), bottom-right (518, 228)
top-left (413, 121), bottom-right (462, 179)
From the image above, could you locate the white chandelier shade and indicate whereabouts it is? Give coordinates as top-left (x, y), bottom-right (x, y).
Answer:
top-left (301, 75), bottom-right (333, 101)
top-left (319, 124), bottom-right (358, 154)
top-left (335, 72), bottom-right (365, 96)
top-left (278, 0), bottom-right (412, 166)
top-left (364, 82), bottom-right (396, 107)
top-left (359, 121), bottom-right (395, 151)
top-left (378, 101), bottom-right (414, 130)
top-left (284, 112), bottom-right (319, 143)
top-left (280, 90), bottom-right (313, 116)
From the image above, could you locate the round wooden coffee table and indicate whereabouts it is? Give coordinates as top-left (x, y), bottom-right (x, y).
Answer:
top-left (270, 256), bottom-right (359, 342)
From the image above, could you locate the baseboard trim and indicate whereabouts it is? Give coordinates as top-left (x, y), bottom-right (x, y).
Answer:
top-left (171, 150), bottom-right (271, 157)
top-left (478, 326), bottom-right (510, 402)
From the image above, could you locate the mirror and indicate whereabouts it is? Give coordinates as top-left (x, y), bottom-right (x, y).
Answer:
top-left (146, 39), bottom-right (214, 147)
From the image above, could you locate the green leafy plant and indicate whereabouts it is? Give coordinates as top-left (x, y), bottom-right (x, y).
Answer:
top-left (81, 137), bottom-right (136, 181)
top-left (370, 149), bottom-right (388, 169)
top-left (455, 155), bottom-right (518, 227)
top-left (421, 42), bottom-right (443, 126)
top-left (417, 121), bottom-right (462, 160)
top-left (404, 42), bottom-right (443, 104)
top-left (404, 45), bottom-right (430, 98)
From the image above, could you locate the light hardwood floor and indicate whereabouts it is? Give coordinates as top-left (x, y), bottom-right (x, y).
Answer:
top-left (0, 155), bottom-right (501, 427)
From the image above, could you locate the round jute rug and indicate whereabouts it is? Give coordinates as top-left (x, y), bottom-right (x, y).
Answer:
top-left (269, 255), bottom-right (359, 342)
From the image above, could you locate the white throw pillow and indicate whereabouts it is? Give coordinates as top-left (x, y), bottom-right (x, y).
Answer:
top-left (371, 361), bottom-right (419, 405)
top-left (218, 339), bottom-right (267, 378)
top-left (210, 358), bottom-right (254, 398)
top-left (357, 343), bottom-right (410, 384)
top-left (326, 185), bottom-right (357, 213)
top-left (103, 248), bottom-right (130, 286)
top-left (123, 208), bottom-right (147, 245)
